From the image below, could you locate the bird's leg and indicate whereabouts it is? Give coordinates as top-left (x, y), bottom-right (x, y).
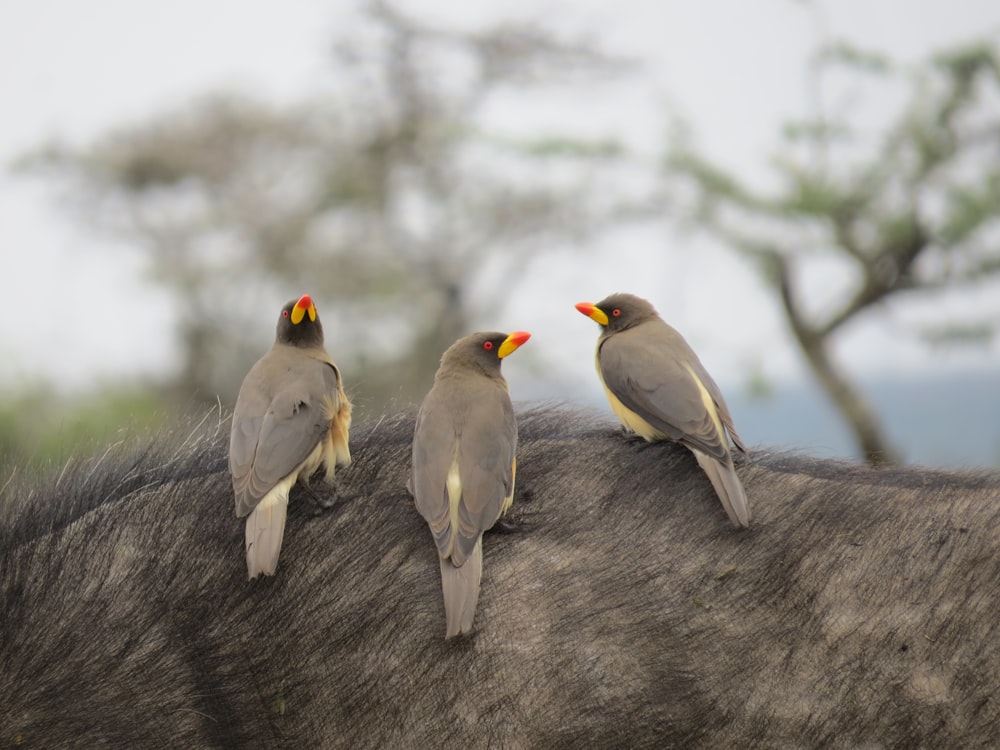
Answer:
top-left (491, 519), bottom-right (521, 534)
top-left (491, 486), bottom-right (535, 534)
top-left (731, 448), bottom-right (752, 467)
top-left (298, 478), bottom-right (339, 515)
top-left (626, 433), bottom-right (658, 451)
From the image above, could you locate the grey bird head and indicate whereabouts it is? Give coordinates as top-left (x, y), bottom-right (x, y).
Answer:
top-left (276, 294), bottom-right (325, 349)
top-left (437, 331), bottom-right (532, 378)
top-left (575, 293), bottom-right (659, 333)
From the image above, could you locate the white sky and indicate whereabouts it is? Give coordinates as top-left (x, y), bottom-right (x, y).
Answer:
top-left (1, 0), bottom-right (998, 397)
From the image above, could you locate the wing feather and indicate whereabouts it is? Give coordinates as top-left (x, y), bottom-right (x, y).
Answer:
top-left (599, 322), bottom-right (733, 461)
top-left (411, 376), bottom-right (516, 567)
top-left (230, 350), bottom-right (337, 517)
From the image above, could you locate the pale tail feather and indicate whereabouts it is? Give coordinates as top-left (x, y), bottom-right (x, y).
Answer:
top-left (439, 537), bottom-right (483, 639)
top-left (320, 394), bottom-right (352, 482)
top-left (245, 490), bottom-right (290, 579)
top-left (331, 399), bottom-right (352, 467)
top-left (693, 450), bottom-right (751, 528)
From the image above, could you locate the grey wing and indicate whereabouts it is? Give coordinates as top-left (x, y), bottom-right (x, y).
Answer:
top-left (411, 381), bottom-right (516, 566)
top-left (411, 387), bottom-right (461, 560)
top-left (599, 327), bottom-right (730, 461)
top-left (231, 362), bottom-right (333, 517)
top-left (686, 356), bottom-right (746, 453)
top-left (230, 386), bottom-right (264, 498)
top-left (452, 386), bottom-right (516, 562)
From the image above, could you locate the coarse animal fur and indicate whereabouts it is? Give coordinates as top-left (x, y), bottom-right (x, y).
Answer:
top-left (1, 405), bottom-right (998, 748)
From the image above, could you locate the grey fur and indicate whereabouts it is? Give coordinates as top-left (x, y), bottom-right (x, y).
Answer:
top-left (2, 404), bottom-right (999, 748)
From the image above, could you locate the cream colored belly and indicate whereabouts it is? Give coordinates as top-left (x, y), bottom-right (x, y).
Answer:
top-left (596, 351), bottom-right (666, 442)
top-left (602, 383), bottom-right (667, 441)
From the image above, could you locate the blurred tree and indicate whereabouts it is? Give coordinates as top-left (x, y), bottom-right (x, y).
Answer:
top-left (0, 385), bottom-right (166, 481)
top-left (22, 0), bottom-right (658, 412)
top-left (665, 40), bottom-right (1000, 465)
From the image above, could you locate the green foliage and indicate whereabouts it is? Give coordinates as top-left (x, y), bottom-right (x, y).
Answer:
top-left (511, 136), bottom-right (625, 159)
top-left (780, 118), bottom-right (850, 145)
top-left (819, 41), bottom-right (892, 74)
top-left (780, 171), bottom-right (842, 217)
top-left (940, 174), bottom-right (1000, 246)
top-left (932, 42), bottom-right (1000, 84)
top-left (0, 385), bottom-right (169, 477)
top-left (19, 2), bottom-right (659, 412)
top-left (668, 34), bottom-right (1000, 313)
top-left (665, 148), bottom-right (758, 217)
top-left (919, 322), bottom-right (995, 348)
top-left (664, 35), bottom-right (1000, 465)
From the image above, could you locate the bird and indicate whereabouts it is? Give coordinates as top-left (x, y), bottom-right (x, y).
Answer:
top-left (410, 330), bottom-right (531, 638)
top-left (575, 293), bottom-right (750, 527)
top-left (229, 294), bottom-right (353, 579)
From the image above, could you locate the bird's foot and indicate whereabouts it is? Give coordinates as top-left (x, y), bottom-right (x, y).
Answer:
top-left (630, 436), bottom-right (658, 450)
top-left (299, 481), bottom-right (339, 515)
top-left (491, 518), bottom-right (522, 534)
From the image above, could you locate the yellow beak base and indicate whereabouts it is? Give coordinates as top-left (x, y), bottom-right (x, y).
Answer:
top-left (291, 295), bottom-right (317, 325)
top-left (498, 331), bottom-right (531, 359)
top-left (575, 302), bottom-right (609, 327)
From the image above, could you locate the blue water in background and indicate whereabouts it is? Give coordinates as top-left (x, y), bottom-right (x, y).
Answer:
top-left (534, 369), bottom-right (1000, 469)
top-left (729, 370), bottom-right (999, 468)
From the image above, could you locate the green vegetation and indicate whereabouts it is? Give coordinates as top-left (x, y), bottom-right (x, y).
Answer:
top-left (0, 385), bottom-right (171, 478)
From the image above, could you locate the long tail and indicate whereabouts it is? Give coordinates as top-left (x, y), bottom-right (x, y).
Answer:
top-left (245, 489), bottom-right (290, 579)
top-left (694, 450), bottom-right (751, 528)
top-left (439, 537), bottom-right (483, 639)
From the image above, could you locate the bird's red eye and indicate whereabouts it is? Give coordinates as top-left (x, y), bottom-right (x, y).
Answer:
top-left (282, 310), bottom-right (290, 318)
top-left (612, 309), bottom-right (621, 317)
top-left (483, 341), bottom-right (494, 351)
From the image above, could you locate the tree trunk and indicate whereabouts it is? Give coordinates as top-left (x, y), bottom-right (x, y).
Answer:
top-left (796, 333), bottom-right (900, 466)
top-left (777, 258), bottom-right (901, 466)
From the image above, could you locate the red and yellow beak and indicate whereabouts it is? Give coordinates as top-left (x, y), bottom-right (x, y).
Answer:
top-left (575, 301), bottom-right (608, 326)
top-left (498, 330), bottom-right (531, 359)
top-left (290, 294), bottom-right (317, 325)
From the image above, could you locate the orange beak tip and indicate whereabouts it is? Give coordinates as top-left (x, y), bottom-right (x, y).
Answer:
top-left (575, 301), bottom-right (608, 326)
top-left (291, 293), bottom-right (317, 324)
top-left (498, 330), bottom-right (531, 359)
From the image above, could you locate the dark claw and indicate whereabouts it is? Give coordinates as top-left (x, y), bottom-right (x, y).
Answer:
top-left (491, 518), bottom-right (521, 534)
top-left (732, 450), bottom-right (752, 467)
top-left (299, 482), bottom-right (339, 515)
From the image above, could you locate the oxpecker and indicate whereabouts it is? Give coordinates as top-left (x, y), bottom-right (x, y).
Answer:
top-left (576, 293), bottom-right (750, 527)
top-left (229, 294), bottom-right (352, 578)
top-left (410, 330), bottom-right (531, 637)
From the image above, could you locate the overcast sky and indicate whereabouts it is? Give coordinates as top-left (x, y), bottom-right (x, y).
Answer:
top-left (1, 0), bottom-right (998, 398)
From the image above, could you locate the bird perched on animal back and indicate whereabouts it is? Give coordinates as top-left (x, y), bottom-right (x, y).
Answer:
top-left (575, 293), bottom-right (750, 527)
top-left (229, 294), bottom-right (352, 579)
top-left (410, 330), bottom-right (531, 638)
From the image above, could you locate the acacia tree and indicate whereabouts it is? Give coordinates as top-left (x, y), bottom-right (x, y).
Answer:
top-left (24, 0), bottom-right (655, 410)
top-left (666, 40), bottom-right (1000, 465)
